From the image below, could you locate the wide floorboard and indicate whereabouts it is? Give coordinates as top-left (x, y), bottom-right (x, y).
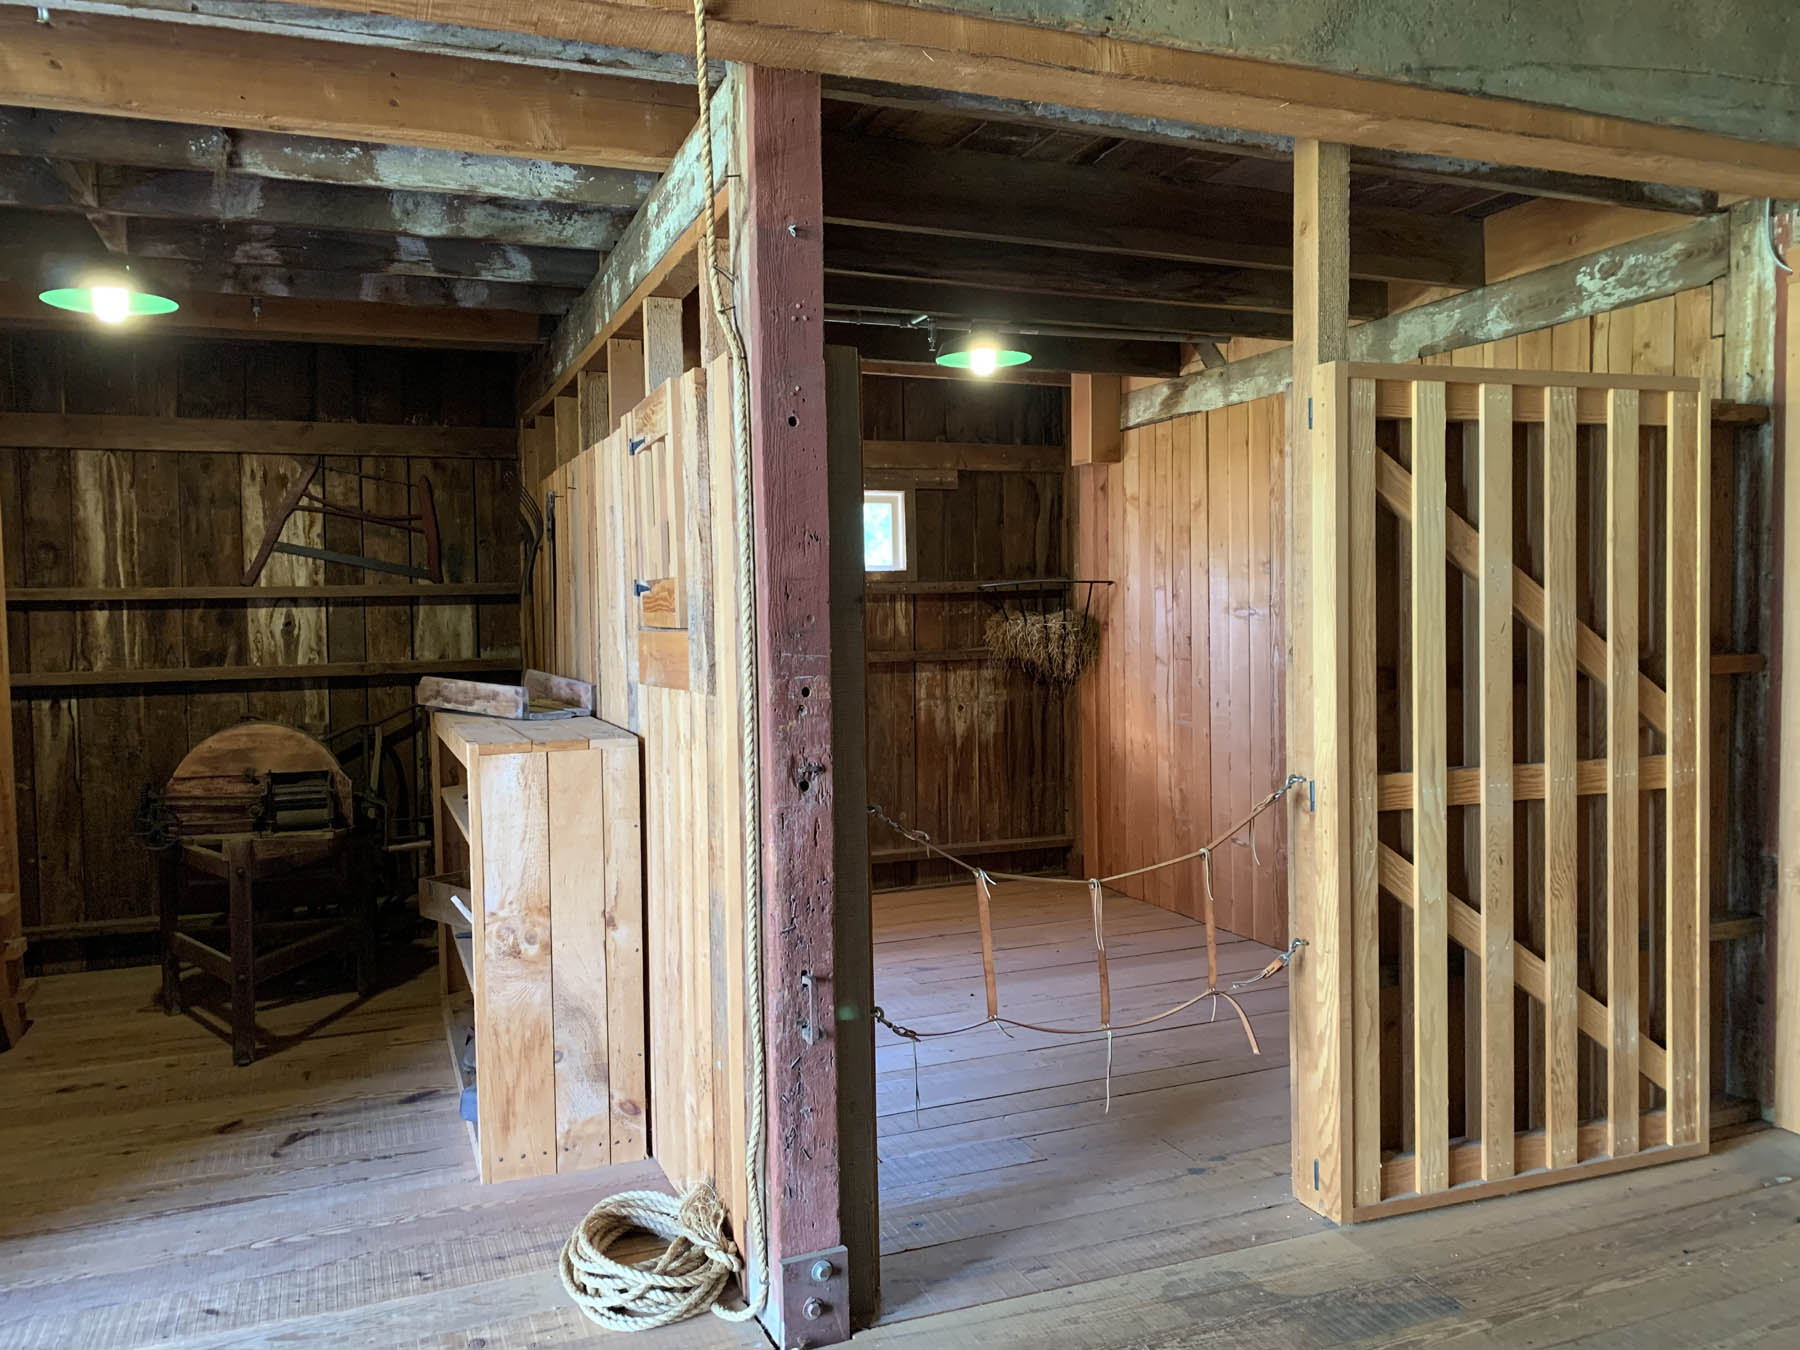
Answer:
top-left (2, 891), bottom-right (1795, 1349)
top-left (873, 880), bottom-right (1306, 1324)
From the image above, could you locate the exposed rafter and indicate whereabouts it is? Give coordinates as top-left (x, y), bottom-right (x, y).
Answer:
top-left (825, 226), bottom-right (1385, 318)
top-left (822, 275), bottom-right (1290, 343)
top-left (0, 109), bottom-right (659, 210)
top-left (1121, 215), bottom-right (1732, 428)
top-left (822, 133), bottom-right (1485, 287)
top-left (0, 159), bottom-right (631, 252)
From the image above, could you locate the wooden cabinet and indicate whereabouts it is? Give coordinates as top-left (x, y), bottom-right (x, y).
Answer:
top-left (427, 711), bottom-right (646, 1182)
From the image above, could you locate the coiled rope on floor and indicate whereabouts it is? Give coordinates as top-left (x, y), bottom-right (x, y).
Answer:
top-left (560, 3), bottom-right (770, 1335)
top-left (559, 1185), bottom-right (753, 1332)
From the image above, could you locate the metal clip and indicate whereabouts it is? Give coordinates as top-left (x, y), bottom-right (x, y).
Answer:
top-left (633, 579), bottom-right (652, 596)
top-left (798, 970), bottom-right (819, 1045)
top-left (627, 436), bottom-right (647, 455)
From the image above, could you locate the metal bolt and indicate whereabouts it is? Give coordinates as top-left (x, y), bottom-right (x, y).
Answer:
top-left (802, 1297), bottom-right (826, 1320)
top-left (810, 1258), bottom-right (836, 1282)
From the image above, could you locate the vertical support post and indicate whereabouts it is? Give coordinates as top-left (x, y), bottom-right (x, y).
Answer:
top-left (606, 337), bottom-right (646, 436)
top-left (740, 65), bottom-right (848, 1347)
top-left (1543, 386), bottom-right (1580, 1169)
top-left (1666, 389), bottom-right (1705, 1145)
top-left (1410, 379), bottom-right (1450, 1195)
top-left (1768, 208), bottom-right (1800, 1132)
top-left (1348, 375), bottom-right (1381, 1206)
top-left (1288, 138), bottom-right (1353, 1222)
top-left (1606, 387), bottom-right (1641, 1158)
top-left (1477, 383), bottom-right (1515, 1180)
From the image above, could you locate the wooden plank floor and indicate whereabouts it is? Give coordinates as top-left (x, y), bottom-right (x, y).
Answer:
top-left (4, 894), bottom-right (1796, 1349)
top-left (0, 948), bottom-right (762, 1350)
top-left (872, 880), bottom-right (1310, 1325)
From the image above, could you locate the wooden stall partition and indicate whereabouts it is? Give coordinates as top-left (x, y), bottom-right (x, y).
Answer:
top-left (1073, 387), bottom-right (1289, 948)
top-left (1301, 362), bottom-right (1712, 1220)
top-left (532, 354), bottom-right (756, 1269)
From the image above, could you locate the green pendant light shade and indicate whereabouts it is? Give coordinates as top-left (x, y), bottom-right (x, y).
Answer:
top-left (39, 285), bottom-right (180, 321)
top-left (934, 331), bottom-right (1031, 375)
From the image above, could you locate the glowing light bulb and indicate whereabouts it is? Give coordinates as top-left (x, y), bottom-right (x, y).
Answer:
top-left (91, 285), bottom-right (131, 325)
top-left (968, 345), bottom-right (998, 376)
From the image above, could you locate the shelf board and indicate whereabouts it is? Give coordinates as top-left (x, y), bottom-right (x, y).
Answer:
top-left (441, 785), bottom-right (471, 843)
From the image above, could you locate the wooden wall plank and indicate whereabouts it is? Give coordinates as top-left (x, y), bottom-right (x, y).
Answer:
top-left (1477, 382), bottom-right (1516, 1181)
top-left (548, 743), bottom-right (612, 1171)
top-left (1606, 388), bottom-right (1642, 1158)
top-left (1410, 378), bottom-right (1450, 1196)
top-left (471, 747), bottom-right (554, 1182)
top-left (1543, 385), bottom-right (1581, 1170)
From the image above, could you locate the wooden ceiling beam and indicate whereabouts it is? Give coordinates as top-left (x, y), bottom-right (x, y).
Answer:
top-left (256, 0), bottom-right (1800, 195)
top-left (823, 132), bottom-right (1484, 287)
top-left (51, 216), bottom-right (601, 290)
top-left (824, 224), bottom-right (1387, 319)
top-left (0, 159), bottom-right (632, 253)
top-left (1122, 214), bottom-right (1731, 428)
top-left (823, 82), bottom-right (1720, 216)
top-left (0, 9), bottom-right (697, 171)
top-left (110, 257), bottom-right (577, 315)
top-left (823, 274), bottom-right (1291, 342)
top-left (0, 283), bottom-right (540, 348)
top-left (0, 109), bottom-right (659, 210)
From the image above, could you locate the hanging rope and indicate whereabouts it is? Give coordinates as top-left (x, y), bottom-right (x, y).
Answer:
top-left (867, 772), bottom-right (1309, 1053)
top-left (560, 1186), bottom-right (752, 1332)
top-left (559, 8), bottom-right (769, 1334)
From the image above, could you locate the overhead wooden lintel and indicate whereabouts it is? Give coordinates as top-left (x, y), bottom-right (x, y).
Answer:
top-left (1123, 213), bottom-right (1731, 429)
top-left (0, 8), bottom-right (696, 171)
top-left (262, 0), bottom-right (1800, 198)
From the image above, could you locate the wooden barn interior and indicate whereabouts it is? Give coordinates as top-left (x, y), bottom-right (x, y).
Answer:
top-left (3, 4), bottom-right (1800, 1349)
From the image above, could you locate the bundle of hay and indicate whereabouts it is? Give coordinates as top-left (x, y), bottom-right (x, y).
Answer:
top-left (984, 607), bottom-right (1100, 689)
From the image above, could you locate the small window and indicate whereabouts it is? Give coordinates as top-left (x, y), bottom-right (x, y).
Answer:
top-left (863, 489), bottom-right (908, 573)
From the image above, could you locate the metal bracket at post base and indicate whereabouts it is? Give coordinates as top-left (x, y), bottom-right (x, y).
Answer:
top-left (778, 1244), bottom-right (850, 1349)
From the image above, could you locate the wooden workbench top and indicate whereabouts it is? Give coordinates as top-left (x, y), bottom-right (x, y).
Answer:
top-left (433, 711), bottom-right (635, 765)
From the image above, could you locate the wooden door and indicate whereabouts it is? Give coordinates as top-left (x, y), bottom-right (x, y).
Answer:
top-left (1291, 362), bottom-right (1712, 1221)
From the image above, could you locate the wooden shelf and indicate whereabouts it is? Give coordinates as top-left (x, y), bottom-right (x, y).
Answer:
top-left (12, 657), bottom-right (519, 690)
top-left (441, 786), bottom-right (471, 843)
top-left (870, 831), bottom-right (1075, 864)
top-left (7, 583), bottom-right (516, 605)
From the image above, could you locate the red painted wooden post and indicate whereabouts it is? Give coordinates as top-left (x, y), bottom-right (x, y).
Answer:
top-left (740, 65), bottom-right (849, 1347)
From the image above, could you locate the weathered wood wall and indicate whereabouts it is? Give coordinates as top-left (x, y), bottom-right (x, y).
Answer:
top-left (860, 374), bottom-right (1075, 890)
top-left (0, 331), bottom-right (520, 963)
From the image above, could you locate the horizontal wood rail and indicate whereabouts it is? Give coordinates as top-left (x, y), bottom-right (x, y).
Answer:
top-left (1376, 756), bottom-right (1668, 810)
top-left (862, 440), bottom-right (1067, 472)
top-left (0, 412), bottom-right (515, 459)
top-left (7, 583), bottom-right (517, 605)
top-left (869, 832), bottom-right (1075, 865)
top-left (11, 658), bottom-right (518, 689)
top-left (1377, 843), bottom-right (1668, 1089)
top-left (865, 578), bottom-right (1071, 596)
top-left (867, 647), bottom-right (993, 665)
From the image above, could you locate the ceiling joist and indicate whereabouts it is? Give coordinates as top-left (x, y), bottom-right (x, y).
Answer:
top-left (823, 132), bottom-right (1486, 287)
top-left (0, 109), bottom-right (659, 210)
